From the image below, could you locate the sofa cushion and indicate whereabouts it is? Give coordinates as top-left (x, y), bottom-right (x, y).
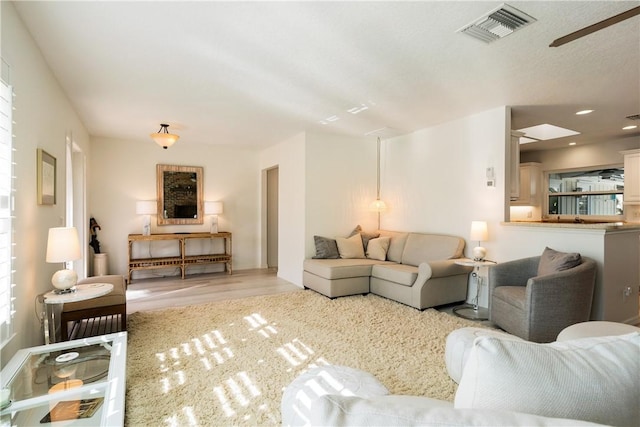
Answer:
top-left (304, 259), bottom-right (386, 280)
top-left (350, 225), bottom-right (380, 250)
top-left (401, 233), bottom-right (464, 266)
top-left (537, 246), bottom-right (581, 276)
top-left (445, 327), bottom-right (522, 384)
top-left (282, 365), bottom-right (389, 427)
top-left (491, 286), bottom-right (526, 311)
top-left (377, 230), bottom-right (409, 263)
top-left (371, 264), bottom-right (418, 286)
top-left (312, 235), bottom-right (340, 259)
top-left (454, 332), bottom-right (640, 426)
top-left (366, 236), bottom-right (390, 261)
top-left (336, 233), bottom-right (365, 259)
top-left (309, 394), bottom-right (601, 427)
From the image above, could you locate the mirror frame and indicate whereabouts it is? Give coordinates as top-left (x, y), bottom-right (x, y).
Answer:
top-left (156, 164), bottom-right (204, 225)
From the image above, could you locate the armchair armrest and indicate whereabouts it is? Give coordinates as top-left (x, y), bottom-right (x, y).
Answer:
top-left (489, 256), bottom-right (540, 292)
top-left (526, 258), bottom-right (597, 337)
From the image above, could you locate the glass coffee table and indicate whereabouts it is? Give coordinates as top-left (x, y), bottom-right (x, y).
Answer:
top-left (0, 332), bottom-right (127, 426)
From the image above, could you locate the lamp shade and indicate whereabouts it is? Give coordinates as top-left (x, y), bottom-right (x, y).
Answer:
top-left (150, 124), bottom-right (179, 149)
top-left (369, 199), bottom-right (387, 212)
top-left (204, 201), bottom-right (223, 215)
top-left (470, 221), bottom-right (488, 242)
top-left (136, 200), bottom-right (157, 215)
top-left (46, 227), bottom-right (81, 263)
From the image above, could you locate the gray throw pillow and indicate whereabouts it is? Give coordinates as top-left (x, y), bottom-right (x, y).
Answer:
top-left (349, 225), bottom-right (380, 250)
top-left (537, 247), bottom-right (581, 276)
top-left (312, 236), bottom-right (340, 259)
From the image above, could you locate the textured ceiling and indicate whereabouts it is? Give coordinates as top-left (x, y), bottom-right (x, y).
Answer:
top-left (12, 1), bottom-right (640, 150)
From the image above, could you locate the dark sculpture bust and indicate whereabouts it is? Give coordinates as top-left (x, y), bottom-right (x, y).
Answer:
top-left (89, 217), bottom-right (101, 254)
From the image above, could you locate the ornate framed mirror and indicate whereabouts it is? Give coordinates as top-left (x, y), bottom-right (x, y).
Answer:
top-left (157, 164), bottom-right (204, 225)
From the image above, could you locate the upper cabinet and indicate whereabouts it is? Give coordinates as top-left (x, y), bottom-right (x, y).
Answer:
top-left (621, 149), bottom-right (640, 204)
top-left (511, 162), bottom-right (542, 206)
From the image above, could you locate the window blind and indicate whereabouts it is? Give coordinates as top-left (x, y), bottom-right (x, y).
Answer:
top-left (0, 81), bottom-right (15, 347)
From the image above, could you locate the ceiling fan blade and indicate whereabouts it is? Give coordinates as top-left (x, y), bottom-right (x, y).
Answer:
top-left (550, 5), bottom-right (640, 47)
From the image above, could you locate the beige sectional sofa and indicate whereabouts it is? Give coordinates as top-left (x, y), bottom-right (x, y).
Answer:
top-left (303, 230), bottom-right (472, 310)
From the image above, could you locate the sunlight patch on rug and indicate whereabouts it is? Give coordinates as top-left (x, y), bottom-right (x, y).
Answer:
top-left (125, 290), bottom-right (482, 426)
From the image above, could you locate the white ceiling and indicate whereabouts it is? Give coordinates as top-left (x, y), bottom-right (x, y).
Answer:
top-left (12, 1), bottom-right (640, 151)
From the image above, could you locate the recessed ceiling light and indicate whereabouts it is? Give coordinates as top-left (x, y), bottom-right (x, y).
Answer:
top-left (576, 110), bottom-right (593, 115)
top-left (347, 104), bottom-right (369, 115)
top-left (516, 123), bottom-right (580, 141)
top-left (622, 125), bottom-right (638, 130)
top-left (319, 115), bottom-right (340, 125)
top-left (569, 142), bottom-right (577, 146)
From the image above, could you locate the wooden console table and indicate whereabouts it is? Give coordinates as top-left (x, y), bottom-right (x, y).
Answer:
top-left (128, 232), bottom-right (232, 281)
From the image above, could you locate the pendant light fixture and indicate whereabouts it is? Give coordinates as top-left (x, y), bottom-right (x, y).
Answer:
top-left (369, 136), bottom-right (387, 229)
top-left (150, 123), bottom-right (179, 149)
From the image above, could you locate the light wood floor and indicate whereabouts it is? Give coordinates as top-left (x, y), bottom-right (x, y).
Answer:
top-left (126, 268), bottom-right (300, 314)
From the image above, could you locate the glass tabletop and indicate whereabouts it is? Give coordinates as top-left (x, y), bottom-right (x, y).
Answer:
top-left (1, 332), bottom-right (127, 426)
top-left (8, 342), bottom-right (112, 403)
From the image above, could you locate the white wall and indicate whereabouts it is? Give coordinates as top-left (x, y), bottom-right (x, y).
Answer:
top-left (305, 132), bottom-right (378, 253)
top-left (90, 137), bottom-right (261, 280)
top-left (259, 133), bottom-right (306, 285)
top-left (1, 2), bottom-right (91, 364)
top-left (383, 107), bottom-right (507, 257)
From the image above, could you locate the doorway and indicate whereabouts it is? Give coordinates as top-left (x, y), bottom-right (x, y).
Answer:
top-left (266, 167), bottom-right (279, 269)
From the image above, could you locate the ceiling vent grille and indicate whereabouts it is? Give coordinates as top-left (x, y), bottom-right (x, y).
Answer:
top-left (457, 3), bottom-right (536, 43)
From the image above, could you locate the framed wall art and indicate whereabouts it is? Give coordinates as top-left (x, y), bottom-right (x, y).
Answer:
top-left (37, 148), bottom-right (56, 205)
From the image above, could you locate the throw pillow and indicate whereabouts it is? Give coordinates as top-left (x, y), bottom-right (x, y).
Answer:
top-left (336, 233), bottom-right (366, 259)
top-left (366, 236), bottom-right (391, 261)
top-left (350, 225), bottom-right (379, 250)
top-left (312, 236), bottom-right (340, 259)
top-left (454, 332), bottom-right (640, 426)
top-left (537, 246), bottom-right (581, 276)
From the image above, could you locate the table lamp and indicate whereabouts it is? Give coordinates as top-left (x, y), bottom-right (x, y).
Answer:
top-left (205, 201), bottom-right (223, 233)
top-left (46, 227), bottom-right (81, 293)
top-left (136, 200), bottom-right (156, 236)
top-left (470, 221), bottom-right (488, 261)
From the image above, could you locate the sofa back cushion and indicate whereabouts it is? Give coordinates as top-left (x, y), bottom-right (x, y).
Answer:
top-left (401, 233), bottom-right (465, 266)
top-left (377, 230), bottom-right (410, 263)
top-left (454, 332), bottom-right (640, 426)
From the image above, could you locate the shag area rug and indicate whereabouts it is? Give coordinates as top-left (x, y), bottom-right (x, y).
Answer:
top-left (125, 290), bottom-right (481, 426)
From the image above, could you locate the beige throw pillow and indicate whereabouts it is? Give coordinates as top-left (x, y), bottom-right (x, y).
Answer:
top-left (336, 234), bottom-right (366, 259)
top-left (366, 236), bottom-right (390, 261)
top-left (350, 225), bottom-right (379, 250)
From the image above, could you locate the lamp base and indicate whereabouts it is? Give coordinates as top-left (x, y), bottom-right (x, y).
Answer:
top-left (472, 246), bottom-right (486, 261)
top-left (53, 287), bottom-right (77, 295)
top-left (51, 269), bottom-right (78, 293)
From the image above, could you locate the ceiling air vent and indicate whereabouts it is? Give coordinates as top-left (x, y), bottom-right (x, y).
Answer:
top-left (457, 3), bottom-right (536, 43)
top-left (626, 114), bottom-right (640, 121)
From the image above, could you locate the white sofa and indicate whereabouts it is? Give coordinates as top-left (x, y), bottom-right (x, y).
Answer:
top-left (303, 230), bottom-right (472, 309)
top-left (282, 331), bottom-right (640, 426)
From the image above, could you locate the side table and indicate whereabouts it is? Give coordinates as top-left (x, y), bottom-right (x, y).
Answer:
top-left (43, 283), bottom-right (113, 344)
top-left (452, 259), bottom-right (497, 321)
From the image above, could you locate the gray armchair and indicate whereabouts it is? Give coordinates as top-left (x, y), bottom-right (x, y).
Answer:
top-left (488, 255), bottom-right (597, 343)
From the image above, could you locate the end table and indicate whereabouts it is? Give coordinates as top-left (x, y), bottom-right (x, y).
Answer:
top-left (453, 259), bottom-right (497, 321)
top-left (43, 283), bottom-right (113, 344)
